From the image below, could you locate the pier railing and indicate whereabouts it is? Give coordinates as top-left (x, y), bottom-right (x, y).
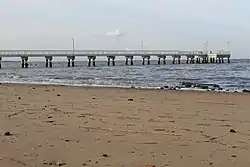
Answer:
top-left (0, 49), bottom-right (230, 57)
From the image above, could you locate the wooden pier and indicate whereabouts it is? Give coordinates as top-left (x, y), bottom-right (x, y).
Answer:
top-left (0, 49), bottom-right (231, 68)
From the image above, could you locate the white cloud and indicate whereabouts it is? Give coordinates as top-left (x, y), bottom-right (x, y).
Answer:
top-left (104, 29), bottom-right (125, 37)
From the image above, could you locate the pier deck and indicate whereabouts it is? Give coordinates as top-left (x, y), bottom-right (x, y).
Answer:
top-left (0, 49), bottom-right (231, 68)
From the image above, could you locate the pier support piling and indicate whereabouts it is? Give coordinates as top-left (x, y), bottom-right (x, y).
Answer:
top-left (0, 57), bottom-right (2, 69)
top-left (25, 60), bottom-right (28, 68)
top-left (178, 58), bottom-right (181, 64)
top-left (228, 57), bottom-right (230, 63)
top-left (125, 58), bottom-right (128, 66)
top-left (125, 56), bottom-right (133, 66)
top-left (112, 57), bottom-right (115, 66)
top-left (158, 58), bottom-right (161, 65)
top-left (88, 58), bottom-right (91, 67)
top-left (49, 58), bottom-right (52, 68)
top-left (163, 57), bottom-right (166, 65)
top-left (92, 57), bottom-right (96, 67)
top-left (67, 59), bottom-right (71, 67)
top-left (107, 56), bottom-right (115, 66)
top-left (107, 58), bottom-right (110, 66)
top-left (21, 57), bottom-right (28, 68)
top-left (67, 56), bottom-right (75, 67)
top-left (22, 60), bottom-right (24, 68)
top-left (142, 57), bottom-right (145, 65)
top-left (130, 57), bottom-right (133, 66)
top-left (221, 58), bottom-right (224, 64)
top-left (45, 56), bottom-right (52, 68)
top-left (45, 59), bottom-right (48, 67)
top-left (87, 56), bottom-right (96, 67)
top-left (191, 58), bottom-right (195, 64)
top-left (147, 57), bottom-right (150, 65)
top-left (157, 56), bottom-right (166, 65)
top-left (172, 58), bottom-right (175, 64)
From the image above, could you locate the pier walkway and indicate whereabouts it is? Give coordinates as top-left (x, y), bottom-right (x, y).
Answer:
top-left (0, 49), bottom-right (231, 68)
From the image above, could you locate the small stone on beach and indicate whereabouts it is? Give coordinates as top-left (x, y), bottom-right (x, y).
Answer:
top-left (128, 98), bottom-right (134, 101)
top-left (56, 162), bottom-right (67, 166)
top-left (4, 131), bottom-right (12, 136)
top-left (102, 153), bottom-right (109, 157)
top-left (57, 94), bottom-right (61, 96)
top-left (18, 97), bottom-right (21, 100)
top-left (230, 129), bottom-right (236, 133)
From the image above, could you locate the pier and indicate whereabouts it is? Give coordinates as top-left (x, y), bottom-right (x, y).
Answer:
top-left (0, 49), bottom-right (231, 68)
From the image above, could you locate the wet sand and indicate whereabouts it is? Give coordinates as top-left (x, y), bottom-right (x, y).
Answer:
top-left (0, 84), bottom-right (250, 167)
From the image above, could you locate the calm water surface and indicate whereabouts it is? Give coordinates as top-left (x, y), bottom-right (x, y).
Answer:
top-left (0, 59), bottom-right (249, 90)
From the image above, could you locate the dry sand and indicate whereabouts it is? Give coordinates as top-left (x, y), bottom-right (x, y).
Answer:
top-left (0, 84), bottom-right (250, 167)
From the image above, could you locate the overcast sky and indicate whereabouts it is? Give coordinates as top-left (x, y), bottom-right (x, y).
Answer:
top-left (0, 0), bottom-right (249, 58)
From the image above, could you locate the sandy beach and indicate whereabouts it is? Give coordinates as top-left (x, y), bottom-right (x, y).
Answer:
top-left (0, 84), bottom-right (250, 167)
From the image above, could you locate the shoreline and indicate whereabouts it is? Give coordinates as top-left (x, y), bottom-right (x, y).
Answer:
top-left (0, 81), bottom-right (249, 94)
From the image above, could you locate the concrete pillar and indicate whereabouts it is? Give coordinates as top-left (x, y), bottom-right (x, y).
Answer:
top-left (142, 57), bottom-right (145, 65)
top-left (192, 58), bottom-right (195, 64)
top-left (172, 58), bottom-right (175, 64)
top-left (212, 58), bottom-right (215, 63)
top-left (221, 58), bottom-right (224, 63)
top-left (228, 57), bottom-right (230, 63)
top-left (216, 58), bottom-right (218, 63)
top-left (107, 58), bottom-right (110, 66)
top-left (130, 57), bottom-right (133, 66)
top-left (22, 57), bottom-right (28, 68)
top-left (45, 56), bottom-right (52, 67)
top-left (186, 58), bottom-right (189, 64)
top-left (112, 57), bottom-right (115, 66)
top-left (0, 57), bottom-right (2, 69)
top-left (68, 59), bottom-right (71, 67)
top-left (125, 57), bottom-right (128, 66)
top-left (178, 58), bottom-right (181, 64)
top-left (49, 58), bottom-right (52, 68)
top-left (196, 58), bottom-right (199, 64)
top-left (25, 60), bottom-right (28, 68)
top-left (71, 57), bottom-right (75, 67)
top-left (88, 58), bottom-right (91, 67)
top-left (158, 57), bottom-right (161, 65)
top-left (163, 57), bottom-right (166, 65)
top-left (219, 57), bottom-right (221, 64)
top-left (92, 57), bottom-right (96, 67)
top-left (210, 58), bottom-right (212, 63)
top-left (45, 59), bottom-right (48, 67)
top-left (21, 60), bottom-right (24, 68)
top-left (147, 57), bottom-right (150, 65)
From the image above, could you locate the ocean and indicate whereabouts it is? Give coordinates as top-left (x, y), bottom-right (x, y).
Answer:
top-left (0, 59), bottom-right (249, 91)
